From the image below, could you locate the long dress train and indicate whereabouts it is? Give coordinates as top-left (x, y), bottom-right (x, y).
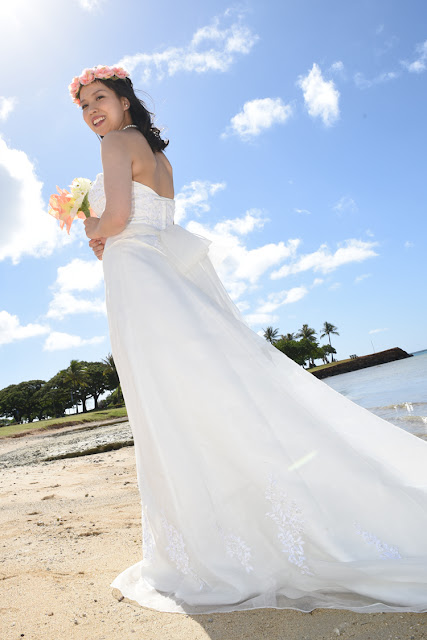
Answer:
top-left (88, 173), bottom-right (427, 615)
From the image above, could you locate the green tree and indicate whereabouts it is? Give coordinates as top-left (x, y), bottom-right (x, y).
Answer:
top-left (63, 359), bottom-right (89, 414)
top-left (263, 326), bottom-right (280, 344)
top-left (0, 384), bottom-right (22, 423)
top-left (295, 323), bottom-right (317, 343)
top-left (301, 338), bottom-right (323, 368)
top-left (36, 371), bottom-right (74, 419)
top-left (0, 380), bottom-right (45, 423)
top-left (102, 353), bottom-right (123, 404)
top-left (320, 322), bottom-right (340, 362)
top-left (275, 337), bottom-right (324, 368)
top-left (281, 333), bottom-right (295, 341)
top-left (274, 338), bottom-right (308, 366)
top-left (83, 361), bottom-right (109, 409)
top-left (322, 343), bottom-right (337, 363)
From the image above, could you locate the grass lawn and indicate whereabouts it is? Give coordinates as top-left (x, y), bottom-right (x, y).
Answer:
top-left (306, 357), bottom-right (353, 372)
top-left (0, 406), bottom-right (128, 439)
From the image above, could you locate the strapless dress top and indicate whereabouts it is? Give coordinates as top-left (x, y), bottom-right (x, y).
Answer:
top-left (88, 172), bottom-right (175, 231)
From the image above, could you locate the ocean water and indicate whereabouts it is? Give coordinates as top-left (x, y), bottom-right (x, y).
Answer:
top-left (323, 349), bottom-right (427, 441)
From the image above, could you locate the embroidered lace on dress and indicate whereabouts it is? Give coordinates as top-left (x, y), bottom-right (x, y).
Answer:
top-left (160, 512), bottom-right (205, 591)
top-left (265, 472), bottom-right (314, 576)
top-left (216, 523), bottom-right (254, 574)
top-left (353, 521), bottom-right (402, 559)
top-left (88, 172), bottom-right (175, 230)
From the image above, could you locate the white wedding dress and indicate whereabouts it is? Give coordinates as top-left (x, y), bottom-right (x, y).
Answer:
top-left (88, 173), bottom-right (427, 615)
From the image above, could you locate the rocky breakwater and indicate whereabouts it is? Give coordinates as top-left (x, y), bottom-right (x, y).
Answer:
top-left (311, 347), bottom-right (412, 380)
top-left (0, 418), bottom-right (134, 469)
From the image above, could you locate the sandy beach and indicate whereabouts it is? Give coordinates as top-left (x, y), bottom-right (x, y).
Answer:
top-left (1, 422), bottom-right (426, 640)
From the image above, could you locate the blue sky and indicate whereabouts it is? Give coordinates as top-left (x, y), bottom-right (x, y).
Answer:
top-left (1, 0), bottom-right (426, 393)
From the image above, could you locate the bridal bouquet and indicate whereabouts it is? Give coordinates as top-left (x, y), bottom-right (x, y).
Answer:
top-left (48, 177), bottom-right (97, 234)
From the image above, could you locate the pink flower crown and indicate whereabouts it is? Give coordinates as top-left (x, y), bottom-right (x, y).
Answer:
top-left (68, 65), bottom-right (130, 106)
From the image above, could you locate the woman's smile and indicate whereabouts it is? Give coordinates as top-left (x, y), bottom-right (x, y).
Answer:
top-left (92, 115), bottom-right (106, 127)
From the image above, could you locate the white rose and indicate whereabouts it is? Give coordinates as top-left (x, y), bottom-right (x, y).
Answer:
top-left (70, 177), bottom-right (92, 200)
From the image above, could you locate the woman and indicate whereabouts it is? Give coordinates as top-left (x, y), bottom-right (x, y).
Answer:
top-left (73, 65), bottom-right (427, 615)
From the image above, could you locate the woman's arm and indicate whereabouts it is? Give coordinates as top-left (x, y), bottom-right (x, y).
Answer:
top-left (95, 132), bottom-right (133, 238)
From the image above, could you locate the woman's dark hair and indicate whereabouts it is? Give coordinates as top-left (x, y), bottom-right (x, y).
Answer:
top-left (81, 77), bottom-right (169, 152)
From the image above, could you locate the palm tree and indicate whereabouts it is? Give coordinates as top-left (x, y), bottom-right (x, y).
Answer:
top-left (102, 352), bottom-right (123, 404)
top-left (295, 324), bottom-right (317, 342)
top-left (263, 326), bottom-right (280, 344)
top-left (320, 322), bottom-right (340, 362)
top-left (63, 359), bottom-right (89, 414)
top-left (281, 333), bottom-right (295, 341)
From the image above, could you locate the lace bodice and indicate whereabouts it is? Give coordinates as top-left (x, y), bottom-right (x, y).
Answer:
top-left (88, 172), bottom-right (175, 230)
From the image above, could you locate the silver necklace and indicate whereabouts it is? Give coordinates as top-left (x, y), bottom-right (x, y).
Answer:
top-left (121, 124), bottom-right (138, 131)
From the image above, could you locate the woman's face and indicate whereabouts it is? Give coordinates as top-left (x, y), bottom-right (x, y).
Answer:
top-left (79, 81), bottom-right (131, 134)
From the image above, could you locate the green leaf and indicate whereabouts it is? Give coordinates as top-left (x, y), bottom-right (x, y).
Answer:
top-left (79, 192), bottom-right (91, 218)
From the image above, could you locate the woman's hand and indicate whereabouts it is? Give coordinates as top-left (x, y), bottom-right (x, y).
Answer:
top-left (89, 237), bottom-right (107, 260)
top-left (83, 216), bottom-right (102, 239)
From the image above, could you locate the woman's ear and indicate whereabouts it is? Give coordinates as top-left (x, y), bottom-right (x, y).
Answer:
top-left (122, 97), bottom-right (130, 110)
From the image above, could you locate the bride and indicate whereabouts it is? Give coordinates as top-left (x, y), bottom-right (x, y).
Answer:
top-left (73, 65), bottom-right (427, 615)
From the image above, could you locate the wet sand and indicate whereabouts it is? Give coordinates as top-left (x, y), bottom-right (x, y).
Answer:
top-left (1, 424), bottom-right (426, 639)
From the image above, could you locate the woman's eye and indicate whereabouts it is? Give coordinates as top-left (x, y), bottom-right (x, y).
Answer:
top-left (96, 95), bottom-right (104, 100)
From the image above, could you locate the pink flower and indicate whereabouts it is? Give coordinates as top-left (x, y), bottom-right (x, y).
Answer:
top-left (68, 65), bottom-right (130, 104)
top-left (48, 187), bottom-right (76, 234)
top-left (68, 77), bottom-right (82, 102)
top-left (112, 66), bottom-right (129, 79)
top-left (69, 77), bottom-right (80, 93)
top-left (94, 66), bottom-right (115, 79)
top-left (48, 186), bottom-right (71, 216)
top-left (79, 68), bottom-right (96, 85)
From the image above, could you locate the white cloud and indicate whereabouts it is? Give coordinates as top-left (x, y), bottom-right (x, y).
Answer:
top-left (0, 134), bottom-right (74, 265)
top-left (311, 278), bottom-right (324, 287)
top-left (329, 282), bottom-right (341, 290)
top-left (115, 12), bottom-right (258, 83)
top-left (270, 239), bottom-right (379, 280)
top-left (333, 196), bottom-right (358, 214)
top-left (329, 61), bottom-right (346, 79)
top-left (354, 70), bottom-right (400, 89)
top-left (369, 327), bottom-right (389, 334)
top-left (54, 258), bottom-right (104, 292)
top-left (354, 273), bottom-right (372, 284)
top-left (294, 208), bottom-right (311, 215)
top-left (43, 331), bottom-right (105, 352)
top-left (174, 179), bottom-right (299, 301)
top-left (46, 292), bottom-right (106, 320)
top-left (297, 63), bottom-right (340, 126)
top-left (222, 97), bottom-right (293, 139)
top-left (0, 97), bottom-right (17, 121)
top-left (330, 61), bottom-right (344, 73)
top-left (243, 312), bottom-right (280, 327)
top-left (175, 180), bottom-right (226, 224)
top-left (187, 213), bottom-right (300, 294)
top-left (46, 258), bottom-right (106, 320)
top-left (401, 40), bottom-right (427, 73)
top-left (255, 286), bottom-right (309, 313)
top-left (404, 240), bottom-right (414, 249)
top-left (0, 310), bottom-right (50, 346)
